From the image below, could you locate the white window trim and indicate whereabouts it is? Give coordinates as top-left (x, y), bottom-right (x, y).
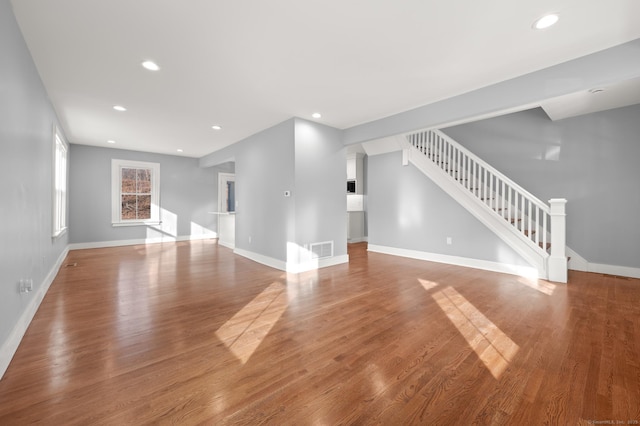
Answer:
top-left (52, 126), bottom-right (68, 238)
top-left (111, 159), bottom-right (160, 226)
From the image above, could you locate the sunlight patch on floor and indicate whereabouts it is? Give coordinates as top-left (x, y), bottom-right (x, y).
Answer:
top-left (432, 286), bottom-right (519, 379)
top-left (215, 281), bottom-right (288, 364)
top-left (418, 278), bottom-right (439, 291)
top-left (517, 276), bottom-right (556, 295)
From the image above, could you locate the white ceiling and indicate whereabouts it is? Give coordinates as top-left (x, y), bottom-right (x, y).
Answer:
top-left (10, 0), bottom-right (640, 158)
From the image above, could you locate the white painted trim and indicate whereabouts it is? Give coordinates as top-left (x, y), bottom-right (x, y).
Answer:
top-left (588, 263), bottom-right (640, 279)
top-left (566, 246), bottom-right (588, 272)
top-left (234, 248), bottom-right (349, 273)
top-left (0, 247), bottom-right (69, 380)
top-left (565, 247), bottom-right (640, 279)
top-left (368, 244), bottom-right (540, 280)
top-left (348, 236), bottom-right (368, 243)
top-left (68, 233), bottom-right (217, 250)
top-left (111, 159), bottom-right (161, 225)
top-left (286, 254), bottom-right (350, 274)
top-left (234, 248), bottom-right (287, 271)
top-left (403, 141), bottom-right (548, 278)
top-left (218, 240), bottom-right (235, 250)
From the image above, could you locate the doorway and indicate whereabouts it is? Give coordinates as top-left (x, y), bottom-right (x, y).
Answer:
top-left (218, 172), bottom-right (235, 249)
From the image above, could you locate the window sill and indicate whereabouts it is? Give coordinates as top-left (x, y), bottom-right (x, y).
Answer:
top-left (112, 221), bottom-right (161, 227)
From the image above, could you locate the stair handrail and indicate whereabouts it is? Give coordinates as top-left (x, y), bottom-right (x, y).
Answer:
top-left (407, 129), bottom-right (551, 255)
top-left (427, 129), bottom-right (550, 214)
top-left (405, 128), bottom-right (567, 282)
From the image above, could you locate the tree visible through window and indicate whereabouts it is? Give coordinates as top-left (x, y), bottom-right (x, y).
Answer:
top-left (121, 168), bottom-right (152, 219)
top-left (111, 159), bottom-right (160, 225)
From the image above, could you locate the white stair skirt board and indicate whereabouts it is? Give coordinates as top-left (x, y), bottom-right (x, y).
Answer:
top-left (368, 244), bottom-right (540, 280)
top-left (234, 248), bottom-right (349, 273)
top-left (565, 247), bottom-right (640, 280)
top-left (68, 233), bottom-right (218, 250)
top-left (566, 246), bottom-right (589, 272)
top-left (0, 247), bottom-right (69, 380)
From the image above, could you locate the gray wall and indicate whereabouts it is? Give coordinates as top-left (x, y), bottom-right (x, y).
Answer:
top-left (444, 105), bottom-right (640, 268)
top-left (0, 0), bottom-right (69, 358)
top-left (367, 152), bottom-right (529, 267)
top-left (294, 119), bottom-right (347, 257)
top-left (233, 119), bottom-right (296, 261)
top-left (69, 145), bottom-right (217, 244)
top-left (200, 118), bottom-right (348, 263)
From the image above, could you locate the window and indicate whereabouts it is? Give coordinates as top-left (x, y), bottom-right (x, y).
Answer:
top-left (111, 159), bottom-right (160, 225)
top-left (52, 128), bottom-right (68, 237)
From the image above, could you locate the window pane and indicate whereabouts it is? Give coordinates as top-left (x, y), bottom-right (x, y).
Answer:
top-left (137, 195), bottom-right (151, 219)
top-left (137, 169), bottom-right (151, 194)
top-left (121, 168), bottom-right (137, 193)
top-left (121, 194), bottom-right (137, 219)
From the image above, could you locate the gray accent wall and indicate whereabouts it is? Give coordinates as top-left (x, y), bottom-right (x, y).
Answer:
top-left (233, 119), bottom-right (296, 261)
top-left (368, 152), bottom-right (530, 267)
top-left (294, 119), bottom-right (347, 258)
top-left (69, 145), bottom-right (217, 244)
top-left (0, 0), bottom-right (69, 364)
top-left (443, 105), bottom-right (640, 268)
top-left (199, 118), bottom-right (347, 264)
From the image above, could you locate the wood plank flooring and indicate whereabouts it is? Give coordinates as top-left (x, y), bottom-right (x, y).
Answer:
top-left (0, 240), bottom-right (639, 425)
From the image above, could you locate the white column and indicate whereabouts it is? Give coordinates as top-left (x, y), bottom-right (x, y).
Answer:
top-left (548, 198), bottom-right (567, 283)
top-left (402, 148), bottom-right (409, 166)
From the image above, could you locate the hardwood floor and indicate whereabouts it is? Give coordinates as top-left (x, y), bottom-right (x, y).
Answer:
top-left (0, 240), bottom-right (639, 425)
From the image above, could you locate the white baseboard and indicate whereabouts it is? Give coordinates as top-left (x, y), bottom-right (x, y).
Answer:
top-left (588, 263), bottom-right (640, 279)
top-left (286, 254), bottom-right (350, 273)
top-left (348, 236), bottom-right (368, 243)
top-left (566, 246), bottom-right (588, 272)
top-left (234, 248), bottom-right (287, 271)
top-left (68, 233), bottom-right (217, 251)
top-left (218, 240), bottom-right (235, 250)
top-left (367, 244), bottom-right (539, 279)
top-left (0, 247), bottom-right (69, 380)
top-left (234, 248), bottom-right (349, 273)
top-left (566, 247), bottom-right (640, 279)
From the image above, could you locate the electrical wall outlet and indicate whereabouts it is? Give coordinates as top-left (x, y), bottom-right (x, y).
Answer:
top-left (446, 237), bottom-right (452, 245)
top-left (19, 278), bottom-right (33, 294)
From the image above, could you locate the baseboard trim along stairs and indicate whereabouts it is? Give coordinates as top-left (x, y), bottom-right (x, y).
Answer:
top-left (398, 129), bottom-right (568, 282)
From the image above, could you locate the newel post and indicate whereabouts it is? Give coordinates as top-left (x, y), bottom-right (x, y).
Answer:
top-left (548, 198), bottom-right (568, 283)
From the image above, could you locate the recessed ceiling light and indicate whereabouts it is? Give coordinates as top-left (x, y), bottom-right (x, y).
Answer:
top-left (107, 140), bottom-right (116, 144)
top-left (211, 125), bottom-right (222, 130)
top-left (113, 105), bottom-right (127, 112)
top-left (533, 14), bottom-right (559, 30)
top-left (312, 112), bottom-right (322, 119)
top-left (142, 60), bottom-right (160, 71)
top-left (177, 149), bottom-right (183, 152)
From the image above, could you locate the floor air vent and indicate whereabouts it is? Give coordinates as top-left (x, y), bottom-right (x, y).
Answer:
top-left (310, 241), bottom-right (333, 259)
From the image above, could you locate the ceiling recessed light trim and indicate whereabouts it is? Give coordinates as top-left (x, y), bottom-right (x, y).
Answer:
top-left (177, 149), bottom-right (183, 152)
top-left (312, 112), bottom-right (322, 119)
top-left (533, 13), bottom-right (559, 30)
top-left (113, 105), bottom-right (127, 112)
top-left (211, 125), bottom-right (222, 130)
top-left (107, 140), bottom-right (116, 144)
top-left (142, 60), bottom-right (160, 71)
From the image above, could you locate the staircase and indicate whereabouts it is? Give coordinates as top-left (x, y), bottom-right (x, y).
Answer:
top-left (401, 129), bottom-right (567, 282)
